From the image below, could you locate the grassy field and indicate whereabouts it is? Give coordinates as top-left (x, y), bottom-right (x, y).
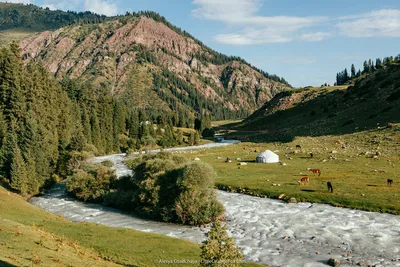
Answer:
top-left (211, 120), bottom-right (243, 127)
top-left (0, 29), bottom-right (37, 47)
top-left (0, 185), bottom-right (262, 266)
top-left (185, 124), bottom-right (400, 214)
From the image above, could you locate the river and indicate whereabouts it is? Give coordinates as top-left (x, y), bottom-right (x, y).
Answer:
top-left (30, 141), bottom-right (400, 267)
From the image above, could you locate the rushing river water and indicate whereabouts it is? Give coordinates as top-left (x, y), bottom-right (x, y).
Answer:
top-left (30, 141), bottom-right (400, 267)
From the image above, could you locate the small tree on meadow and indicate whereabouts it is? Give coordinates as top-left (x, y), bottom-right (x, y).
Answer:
top-left (200, 221), bottom-right (243, 267)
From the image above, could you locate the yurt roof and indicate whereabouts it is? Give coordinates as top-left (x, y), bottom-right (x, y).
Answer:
top-left (257, 150), bottom-right (278, 157)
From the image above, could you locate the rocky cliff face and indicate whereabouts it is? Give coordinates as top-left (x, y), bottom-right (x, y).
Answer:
top-left (20, 15), bottom-right (290, 118)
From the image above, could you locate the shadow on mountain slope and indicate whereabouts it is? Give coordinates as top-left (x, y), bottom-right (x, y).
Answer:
top-left (227, 64), bottom-right (400, 143)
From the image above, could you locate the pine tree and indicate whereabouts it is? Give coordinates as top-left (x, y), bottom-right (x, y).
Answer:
top-left (351, 64), bottom-right (356, 78)
top-left (10, 135), bottom-right (28, 195)
top-left (188, 132), bottom-right (195, 146)
top-left (363, 61), bottom-right (369, 74)
top-left (343, 68), bottom-right (349, 82)
top-left (368, 59), bottom-right (373, 73)
top-left (0, 48), bottom-right (26, 123)
top-left (200, 221), bottom-right (243, 266)
top-left (194, 131), bottom-right (200, 145)
top-left (375, 58), bottom-right (383, 69)
top-left (176, 129), bottom-right (184, 145)
top-left (81, 105), bottom-right (92, 144)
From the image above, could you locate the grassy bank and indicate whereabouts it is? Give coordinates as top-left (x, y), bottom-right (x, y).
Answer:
top-left (0, 185), bottom-right (262, 266)
top-left (186, 125), bottom-right (400, 214)
top-left (0, 186), bottom-right (202, 266)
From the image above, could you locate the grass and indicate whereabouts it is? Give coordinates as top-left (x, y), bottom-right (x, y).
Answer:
top-left (211, 120), bottom-right (243, 127)
top-left (0, 217), bottom-right (119, 267)
top-left (0, 187), bottom-right (200, 266)
top-left (185, 125), bottom-right (400, 215)
top-left (0, 29), bottom-right (38, 47)
top-left (0, 186), bottom-right (263, 266)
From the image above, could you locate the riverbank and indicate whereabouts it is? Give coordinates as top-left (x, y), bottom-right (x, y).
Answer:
top-left (187, 127), bottom-right (400, 215)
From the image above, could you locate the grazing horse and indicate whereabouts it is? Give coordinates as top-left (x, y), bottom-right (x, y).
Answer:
top-left (299, 177), bottom-right (309, 185)
top-left (296, 145), bottom-right (302, 149)
top-left (387, 179), bottom-right (393, 186)
top-left (327, 182), bottom-right (333, 193)
top-left (309, 169), bottom-right (321, 176)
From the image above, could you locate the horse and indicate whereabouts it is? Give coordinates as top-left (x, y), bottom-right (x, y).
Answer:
top-left (387, 179), bottom-right (393, 186)
top-left (299, 177), bottom-right (309, 185)
top-left (296, 145), bottom-right (302, 150)
top-left (309, 169), bottom-right (321, 176)
top-left (310, 152), bottom-right (314, 158)
top-left (327, 182), bottom-right (333, 193)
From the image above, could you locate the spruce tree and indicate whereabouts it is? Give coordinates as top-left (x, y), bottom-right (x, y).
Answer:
top-left (10, 134), bottom-right (28, 195)
top-left (200, 221), bottom-right (243, 267)
top-left (351, 64), bottom-right (356, 78)
top-left (363, 61), bottom-right (369, 74)
top-left (375, 58), bottom-right (383, 69)
top-left (194, 131), bottom-right (200, 145)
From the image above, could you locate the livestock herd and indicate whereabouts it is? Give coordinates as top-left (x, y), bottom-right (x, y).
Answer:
top-left (294, 144), bottom-right (395, 193)
top-left (298, 154), bottom-right (394, 193)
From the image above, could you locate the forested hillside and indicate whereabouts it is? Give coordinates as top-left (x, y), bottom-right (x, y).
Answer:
top-left (0, 2), bottom-right (106, 31)
top-left (335, 55), bottom-right (400, 85)
top-left (0, 43), bottom-right (196, 196)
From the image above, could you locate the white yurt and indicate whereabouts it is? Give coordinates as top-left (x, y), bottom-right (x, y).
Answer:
top-left (256, 150), bottom-right (279, 163)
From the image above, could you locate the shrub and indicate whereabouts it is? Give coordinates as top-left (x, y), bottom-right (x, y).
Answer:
top-left (200, 221), bottom-right (243, 266)
top-left (130, 153), bottom-right (223, 225)
top-left (66, 165), bottom-right (117, 202)
top-left (175, 163), bottom-right (224, 225)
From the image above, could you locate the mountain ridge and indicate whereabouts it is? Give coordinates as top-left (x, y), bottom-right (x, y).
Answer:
top-left (1, 3), bottom-right (291, 121)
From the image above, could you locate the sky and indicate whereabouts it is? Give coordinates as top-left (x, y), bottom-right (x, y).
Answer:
top-left (2, 0), bottom-right (400, 87)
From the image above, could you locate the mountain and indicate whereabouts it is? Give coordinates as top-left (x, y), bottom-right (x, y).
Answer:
top-left (12, 8), bottom-right (290, 121)
top-left (232, 61), bottom-right (400, 142)
top-left (0, 2), bottom-right (107, 46)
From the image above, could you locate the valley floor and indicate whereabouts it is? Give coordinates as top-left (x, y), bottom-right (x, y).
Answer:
top-left (30, 140), bottom-right (400, 267)
top-left (190, 124), bottom-right (400, 215)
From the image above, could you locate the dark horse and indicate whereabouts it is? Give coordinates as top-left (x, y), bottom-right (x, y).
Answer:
top-left (327, 182), bottom-right (333, 193)
top-left (387, 179), bottom-right (393, 186)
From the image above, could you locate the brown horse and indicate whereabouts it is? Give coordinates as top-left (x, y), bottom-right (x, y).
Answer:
top-left (299, 177), bottom-right (309, 185)
top-left (309, 169), bottom-right (321, 176)
top-left (388, 179), bottom-right (393, 186)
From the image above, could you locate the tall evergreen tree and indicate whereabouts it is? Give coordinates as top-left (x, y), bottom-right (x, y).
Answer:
top-left (9, 133), bottom-right (28, 194)
top-left (375, 58), bottom-right (383, 69)
top-left (363, 61), bottom-right (369, 74)
top-left (351, 64), bottom-right (356, 78)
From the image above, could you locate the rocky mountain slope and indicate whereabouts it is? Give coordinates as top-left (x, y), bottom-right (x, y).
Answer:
top-left (18, 11), bottom-right (290, 120)
top-left (232, 63), bottom-right (400, 141)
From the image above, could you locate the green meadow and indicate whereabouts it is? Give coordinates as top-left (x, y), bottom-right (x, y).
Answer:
top-left (186, 124), bottom-right (400, 215)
